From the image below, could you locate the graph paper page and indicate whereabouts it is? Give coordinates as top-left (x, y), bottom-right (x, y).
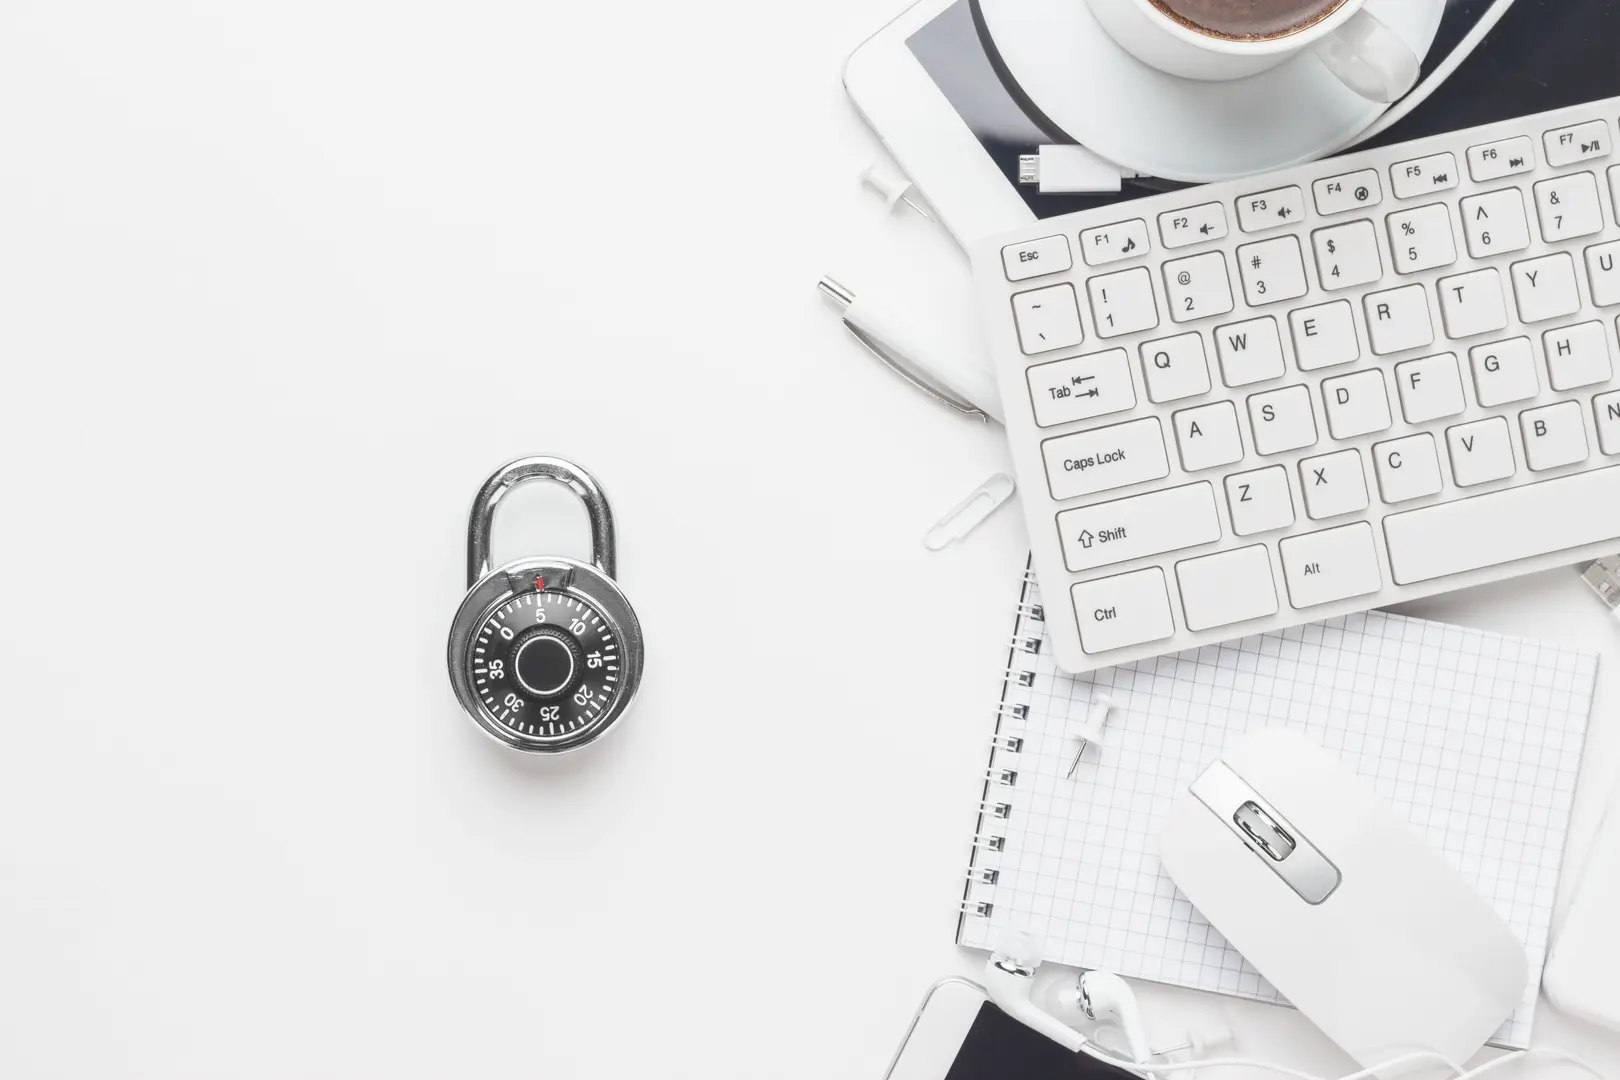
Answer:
top-left (958, 576), bottom-right (1597, 1049)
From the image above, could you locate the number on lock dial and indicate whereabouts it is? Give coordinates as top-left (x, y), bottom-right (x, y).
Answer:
top-left (472, 591), bottom-right (622, 740)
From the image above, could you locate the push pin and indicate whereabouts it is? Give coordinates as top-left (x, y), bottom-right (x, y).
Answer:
top-left (860, 160), bottom-right (935, 221)
top-left (1067, 692), bottom-right (1116, 778)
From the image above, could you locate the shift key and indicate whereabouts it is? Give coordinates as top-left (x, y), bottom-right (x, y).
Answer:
top-left (1056, 482), bottom-right (1220, 572)
top-left (1041, 417), bottom-right (1170, 501)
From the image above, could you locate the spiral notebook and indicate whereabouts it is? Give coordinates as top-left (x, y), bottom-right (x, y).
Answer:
top-left (957, 564), bottom-right (1599, 1049)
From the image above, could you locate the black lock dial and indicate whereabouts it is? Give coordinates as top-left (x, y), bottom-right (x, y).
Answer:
top-left (471, 590), bottom-right (623, 742)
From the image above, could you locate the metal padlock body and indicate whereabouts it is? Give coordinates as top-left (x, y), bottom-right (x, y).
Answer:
top-left (446, 457), bottom-right (644, 753)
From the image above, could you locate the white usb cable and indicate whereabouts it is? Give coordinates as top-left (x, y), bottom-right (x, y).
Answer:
top-left (1018, 144), bottom-right (1149, 194)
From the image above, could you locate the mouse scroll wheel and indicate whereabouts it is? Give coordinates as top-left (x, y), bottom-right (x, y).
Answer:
top-left (1234, 800), bottom-right (1298, 861)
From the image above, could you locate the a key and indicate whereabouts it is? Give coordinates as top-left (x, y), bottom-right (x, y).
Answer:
top-left (1080, 219), bottom-right (1151, 267)
top-left (1436, 268), bottom-right (1508, 339)
top-left (1055, 482), bottom-right (1221, 572)
top-left (1310, 221), bottom-right (1381, 291)
top-left (1543, 322), bottom-right (1612, 391)
top-left (1459, 189), bottom-right (1531, 258)
top-left (1139, 332), bottom-right (1212, 403)
top-left (1172, 400), bottom-right (1245, 471)
top-left (1544, 120), bottom-right (1609, 167)
top-left (1312, 169), bottom-right (1381, 215)
top-left (1025, 348), bottom-right (1138, 427)
top-left (1003, 235), bottom-right (1072, 281)
top-left (1586, 240), bottom-right (1620, 306)
top-left (1214, 315), bottom-right (1285, 387)
top-left (1594, 390), bottom-right (1620, 454)
top-left (1087, 266), bottom-right (1159, 338)
top-left (1521, 401), bottom-right (1589, 471)
top-left (1158, 202), bottom-right (1228, 248)
top-left (1468, 337), bottom-right (1539, 407)
top-left (1384, 466), bottom-right (1620, 585)
top-left (1534, 173), bottom-right (1604, 243)
top-left (1163, 252), bottom-right (1234, 324)
top-left (1012, 283), bottom-right (1085, 355)
top-left (1364, 284), bottom-right (1434, 354)
top-left (1387, 204), bottom-right (1457, 274)
top-left (1446, 417), bottom-right (1517, 487)
top-left (1071, 568), bottom-right (1175, 654)
top-left (1511, 254), bottom-right (1582, 323)
top-left (1225, 465), bottom-right (1295, 536)
top-left (1288, 300), bottom-right (1360, 371)
top-left (1321, 369), bottom-right (1392, 438)
top-left (1467, 136), bottom-right (1535, 182)
top-left (1175, 545), bottom-right (1279, 632)
top-left (1393, 353), bottom-right (1466, 424)
top-left (1041, 417), bottom-right (1171, 501)
top-left (1236, 236), bottom-right (1308, 305)
top-left (1391, 153), bottom-right (1458, 199)
top-left (1278, 523), bottom-right (1382, 608)
top-left (1235, 185), bottom-right (1305, 233)
top-left (1373, 434), bottom-right (1444, 504)
top-left (1247, 384), bottom-right (1318, 455)
top-left (1299, 448), bottom-right (1369, 519)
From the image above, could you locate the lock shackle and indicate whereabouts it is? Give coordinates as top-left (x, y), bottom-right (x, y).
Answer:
top-left (465, 456), bottom-right (617, 587)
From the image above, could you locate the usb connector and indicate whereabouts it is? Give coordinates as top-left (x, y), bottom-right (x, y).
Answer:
top-left (1018, 145), bottom-right (1147, 195)
top-left (1580, 557), bottom-right (1620, 609)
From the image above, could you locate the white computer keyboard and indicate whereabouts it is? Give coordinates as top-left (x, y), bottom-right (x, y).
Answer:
top-left (972, 98), bottom-right (1620, 675)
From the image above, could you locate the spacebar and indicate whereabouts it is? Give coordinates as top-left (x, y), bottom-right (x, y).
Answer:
top-left (1384, 466), bottom-right (1620, 585)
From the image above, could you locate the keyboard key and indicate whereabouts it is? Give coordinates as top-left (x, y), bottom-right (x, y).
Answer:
top-left (1312, 169), bottom-right (1381, 215)
top-left (1003, 234), bottom-right (1072, 281)
top-left (1373, 434), bottom-right (1444, 504)
top-left (1311, 220), bottom-right (1381, 291)
top-left (1468, 136), bottom-right (1535, 182)
top-left (1299, 448), bottom-right (1369, 519)
top-left (1459, 189), bottom-right (1531, 258)
top-left (1288, 300), bottom-right (1360, 371)
top-left (1511, 253), bottom-right (1582, 323)
top-left (1236, 236), bottom-right (1308, 305)
top-left (1436, 268), bottom-right (1508, 338)
top-left (1236, 185), bottom-right (1304, 233)
top-left (1175, 545), bottom-right (1279, 631)
top-left (1041, 417), bottom-right (1171, 501)
top-left (1080, 219), bottom-right (1150, 266)
top-left (1585, 241), bottom-right (1620, 306)
top-left (1534, 173), bottom-right (1604, 243)
top-left (1364, 284), bottom-right (1434, 354)
top-left (1087, 266), bottom-right (1159, 338)
top-left (1247, 385), bottom-right (1317, 455)
top-left (1394, 353), bottom-right (1466, 423)
top-left (1071, 568), bottom-right (1175, 654)
top-left (1159, 202), bottom-right (1228, 248)
top-left (1391, 153), bottom-right (1458, 199)
top-left (1225, 465), bottom-right (1295, 536)
top-left (1521, 401), bottom-right (1589, 470)
top-left (1163, 252), bottom-right (1234, 324)
top-left (1012, 284), bottom-right (1085, 355)
top-left (1214, 315), bottom-right (1285, 387)
top-left (1025, 348), bottom-right (1138, 428)
top-left (1139, 332), bottom-right (1212, 403)
top-left (1544, 119), bottom-right (1609, 167)
top-left (1172, 400), bottom-right (1245, 472)
top-left (1468, 337), bottom-right (1539, 407)
top-left (1321, 369), bottom-right (1392, 438)
top-left (1387, 204), bottom-right (1457, 274)
top-left (1595, 391), bottom-right (1620, 454)
top-left (1446, 417), bottom-right (1517, 487)
top-left (1279, 522), bottom-right (1382, 608)
top-left (1384, 466), bottom-right (1620, 585)
top-left (1543, 321), bottom-right (1612, 391)
top-left (1055, 482), bottom-right (1221, 572)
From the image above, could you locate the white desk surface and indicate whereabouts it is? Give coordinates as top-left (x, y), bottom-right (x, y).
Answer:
top-left (2, 3), bottom-right (1617, 1077)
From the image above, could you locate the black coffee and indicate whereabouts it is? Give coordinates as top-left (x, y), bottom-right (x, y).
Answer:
top-left (1148, 0), bottom-right (1349, 41)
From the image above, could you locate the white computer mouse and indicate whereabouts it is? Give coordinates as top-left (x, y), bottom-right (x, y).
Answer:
top-left (1159, 728), bottom-right (1527, 1075)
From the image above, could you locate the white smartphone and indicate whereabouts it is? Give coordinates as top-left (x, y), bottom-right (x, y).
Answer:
top-left (883, 978), bottom-right (1145, 1080)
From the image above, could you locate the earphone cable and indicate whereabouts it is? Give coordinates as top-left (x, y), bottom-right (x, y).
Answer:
top-left (1076, 1042), bottom-right (1608, 1080)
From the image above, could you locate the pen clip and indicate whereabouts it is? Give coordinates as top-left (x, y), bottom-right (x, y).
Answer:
top-left (842, 321), bottom-right (988, 424)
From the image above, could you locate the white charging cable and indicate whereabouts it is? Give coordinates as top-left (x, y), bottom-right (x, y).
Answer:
top-left (1017, 145), bottom-right (1149, 194)
top-left (1080, 1041), bottom-right (1605, 1080)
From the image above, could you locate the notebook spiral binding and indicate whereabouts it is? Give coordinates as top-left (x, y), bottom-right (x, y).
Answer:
top-left (958, 559), bottom-right (1046, 926)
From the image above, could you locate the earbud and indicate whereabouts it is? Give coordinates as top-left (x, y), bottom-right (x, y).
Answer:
top-left (983, 930), bottom-right (1089, 1052)
top-left (1079, 970), bottom-right (1152, 1064)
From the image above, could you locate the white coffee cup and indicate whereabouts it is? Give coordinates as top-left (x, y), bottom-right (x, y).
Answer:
top-left (1087, 0), bottom-right (1424, 103)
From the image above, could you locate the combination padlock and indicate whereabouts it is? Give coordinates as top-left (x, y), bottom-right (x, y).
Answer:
top-left (446, 457), bottom-right (645, 753)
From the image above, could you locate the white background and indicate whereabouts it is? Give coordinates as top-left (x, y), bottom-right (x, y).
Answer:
top-left (1, 2), bottom-right (1618, 1077)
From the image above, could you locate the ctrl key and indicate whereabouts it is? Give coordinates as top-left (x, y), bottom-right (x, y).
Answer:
top-left (1072, 568), bottom-right (1176, 654)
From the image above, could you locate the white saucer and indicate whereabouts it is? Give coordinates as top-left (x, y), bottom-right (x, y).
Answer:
top-left (976, 0), bottom-right (1445, 183)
